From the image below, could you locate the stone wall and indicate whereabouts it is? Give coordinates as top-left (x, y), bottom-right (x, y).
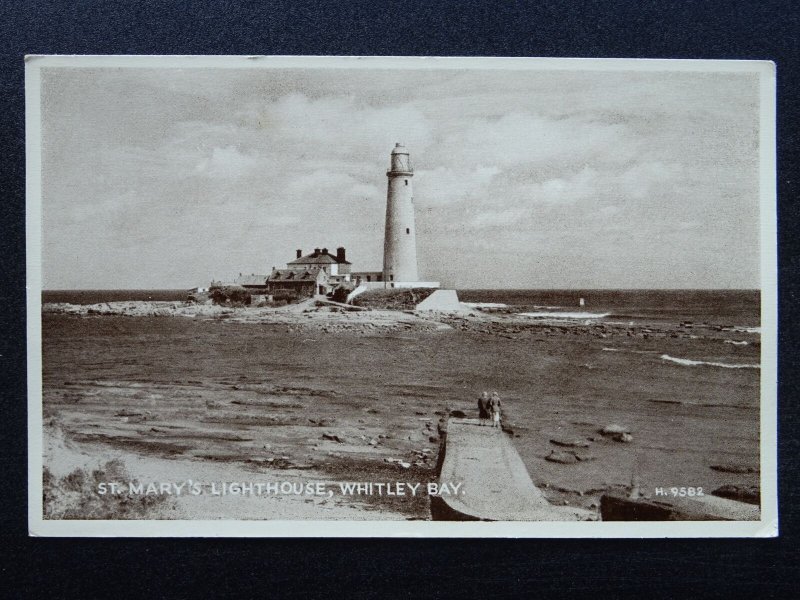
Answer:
top-left (266, 282), bottom-right (316, 301)
top-left (352, 288), bottom-right (437, 310)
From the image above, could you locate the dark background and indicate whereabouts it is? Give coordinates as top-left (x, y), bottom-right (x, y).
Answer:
top-left (0, 1), bottom-right (797, 597)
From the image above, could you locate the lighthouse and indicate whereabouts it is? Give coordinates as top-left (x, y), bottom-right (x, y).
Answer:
top-left (383, 143), bottom-right (419, 284)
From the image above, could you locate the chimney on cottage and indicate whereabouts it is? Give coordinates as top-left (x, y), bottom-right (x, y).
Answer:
top-left (322, 247), bottom-right (329, 255)
top-left (313, 248), bottom-right (321, 256)
top-left (296, 249), bottom-right (302, 259)
top-left (336, 247), bottom-right (346, 263)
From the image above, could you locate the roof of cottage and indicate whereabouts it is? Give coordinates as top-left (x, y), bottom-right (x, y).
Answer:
top-left (234, 273), bottom-right (269, 286)
top-left (268, 267), bottom-right (325, 282)
top-left (287, 249), bottom-right (351, 266)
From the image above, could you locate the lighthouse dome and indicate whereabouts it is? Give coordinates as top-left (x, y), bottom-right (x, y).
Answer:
top-left (389, 143), bottom-right (413, 174)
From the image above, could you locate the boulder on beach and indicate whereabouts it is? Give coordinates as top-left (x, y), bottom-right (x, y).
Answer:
top-left (545, 449), bottom-right (595, 464)
top-left (550, 437), bottom-right (591, 448)
top-left (546, 450), bottom-right (579, 464)
top-left (600, 424), bottom-right (634, 443)
top-left (711, 484), bottom-right (760, 505)
top-left (600, 424), bottom-right (630, 436)
top-left (710, 463), bottom-right (759, 474)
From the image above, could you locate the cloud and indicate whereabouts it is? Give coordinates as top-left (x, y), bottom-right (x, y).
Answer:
top-left (194, 145), bottom-right (258, 179)
top-left (39, 67), bottom-right (762, 289)
top-left (614, 161), bottom-right (683, 201)
top-left (285, 169), bottom-right (377, 199)
top-left (599, 205), bottom-right (620, 217)
top-left (431, 112), bottom-right (638, 171)
top-left (469, 207), bottom-right (531, 229)
top-left (415, 166), bottom-right (500, 206)
top-left (511, 167), bottom-right (599, 205)
top-left (253, 93), bottom-right (434, 162)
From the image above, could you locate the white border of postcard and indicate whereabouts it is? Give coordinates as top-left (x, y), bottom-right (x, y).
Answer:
top-left (26, 55), bottom-right (777, 538)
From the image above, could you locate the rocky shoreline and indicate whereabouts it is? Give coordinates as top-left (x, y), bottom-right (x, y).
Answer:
top-left (42, 299), bottom-right (761, 344)
top-left (41, 298), bottom-right (762, 520)
top-left (43, 300), bottom-right (454, 333)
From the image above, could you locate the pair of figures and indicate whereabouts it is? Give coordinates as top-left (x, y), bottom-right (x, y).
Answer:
top-left (478, 391), bottom-right (502, 427)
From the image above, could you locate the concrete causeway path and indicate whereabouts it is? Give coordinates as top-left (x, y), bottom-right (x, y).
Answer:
top-left (431, 418), bottom-right (593, 521)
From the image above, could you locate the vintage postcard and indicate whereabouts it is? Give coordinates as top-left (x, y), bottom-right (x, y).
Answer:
top-left (26, 55), bottom-right (777, 537)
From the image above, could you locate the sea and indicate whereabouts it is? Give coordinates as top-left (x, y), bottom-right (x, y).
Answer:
top-left (41, 287), bottom-right (763, 505)
top-left (44, 288), bottom-right (761, 330)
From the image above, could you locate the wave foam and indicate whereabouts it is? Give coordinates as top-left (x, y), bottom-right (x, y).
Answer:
top-left (725, 326), bottom-right (761, 334)
top-left (660, 354), bottom-right (759, 369)
top-left (520, 311), bottom-right (610, 319)
top-left (462, 302), bottom-right (507, 309)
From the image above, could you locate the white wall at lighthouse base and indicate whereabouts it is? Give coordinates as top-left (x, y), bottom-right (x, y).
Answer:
top-left (353, 282), bottom-right (390, 292)
top-left (387, 281), bottom-right (440, 289)
top-left (415, 289), bottom-right (463, 311)
top-left (345, 284), bottom-right (371, 304)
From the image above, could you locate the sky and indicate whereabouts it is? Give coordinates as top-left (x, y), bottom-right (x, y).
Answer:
top-left (39, 63), bottom-right (763, 289)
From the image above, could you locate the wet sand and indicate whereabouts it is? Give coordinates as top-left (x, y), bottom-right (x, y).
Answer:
top-left (41, 301), bottom-right (761, 519)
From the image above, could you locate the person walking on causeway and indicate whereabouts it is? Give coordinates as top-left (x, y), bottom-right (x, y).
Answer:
top-left (477, 391), bottom-right (490, 425)
top-left (489, 392), bottom-right (502, 428)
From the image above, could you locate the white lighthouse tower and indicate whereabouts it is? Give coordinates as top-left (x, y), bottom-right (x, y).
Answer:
top-left (383, 143), bottom-right (419, 284)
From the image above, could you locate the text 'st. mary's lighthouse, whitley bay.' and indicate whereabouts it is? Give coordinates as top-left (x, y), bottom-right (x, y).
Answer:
top-left (383, 143), bottom-right (419, 284)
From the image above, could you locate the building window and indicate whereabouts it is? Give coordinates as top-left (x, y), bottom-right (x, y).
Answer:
top-left (405, 179), bottom-right (408, 186)
top-left (390, 274), bottom-right (394, 281)
top-left (366, 275), bottom-right (371, 282)
top-left (406, 228), bottom-right (410, 234)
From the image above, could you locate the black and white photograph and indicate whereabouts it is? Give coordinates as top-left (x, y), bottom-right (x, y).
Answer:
top-left (26, 55), bottom-right (776, 536)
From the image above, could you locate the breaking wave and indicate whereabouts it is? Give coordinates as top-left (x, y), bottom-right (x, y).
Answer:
top-left (725, 326), bottom-right (761, 334)
top-left (461, 302), bottom-right (508, 309)
top-left (660, 354), bottom-right (759, 369)
top-left (519, 311), bottom-right (611, 319)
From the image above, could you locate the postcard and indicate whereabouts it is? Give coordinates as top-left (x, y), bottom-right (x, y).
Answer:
top-left (26, 55), bottom-right (777, 537)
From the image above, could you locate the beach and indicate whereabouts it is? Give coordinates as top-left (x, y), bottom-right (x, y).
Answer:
top-left (40, 290), bottom-right (761, 520)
